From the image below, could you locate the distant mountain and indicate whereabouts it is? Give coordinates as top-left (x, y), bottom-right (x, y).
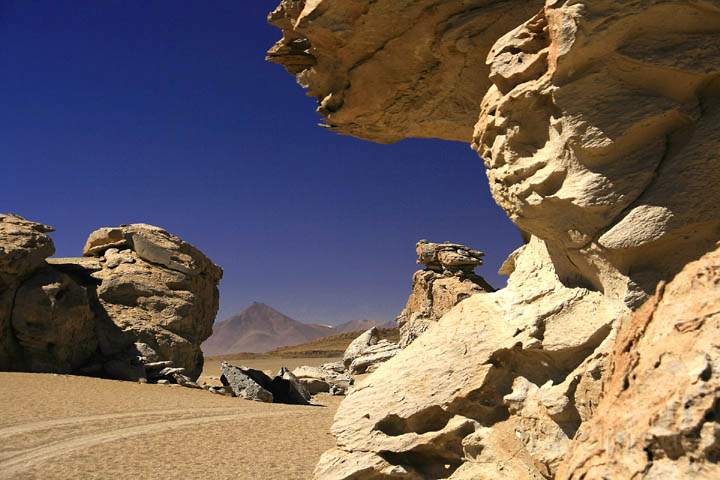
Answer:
top-left (202, 304), bottom-right (394, 355)
top-left (333, 319), bottom-right (389, 334)
top-left (202, 302), bottom-right (334, 355)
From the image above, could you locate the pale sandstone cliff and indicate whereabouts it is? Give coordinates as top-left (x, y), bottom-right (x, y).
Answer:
top-left (268, 0), bottom-right (720, 478)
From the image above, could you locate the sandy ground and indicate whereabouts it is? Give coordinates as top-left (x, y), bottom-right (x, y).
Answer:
top-left (0, 357), bottom-right (342, 480)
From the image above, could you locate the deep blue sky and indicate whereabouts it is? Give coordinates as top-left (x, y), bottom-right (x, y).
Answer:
top-left (1, 1), bottom-right (522, 324)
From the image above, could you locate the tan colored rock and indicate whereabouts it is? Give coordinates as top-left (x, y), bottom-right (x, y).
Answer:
top-left (0, 214), bottom-right (56, 370)
top-left (11, 265), bottom-right (97, 373)
top-left (474, 1), bottom-right (720, 304)
top-left (86, 224), bottom-right (223, 380)
top-left (267, 0), bottom-right (542, 143)
top-left (342, 327), bottom-right (379, 369)
top-left (0, 213), bottom-right (54, 278)
top-left (268, 1), bottom-right (720, 478)
top-left (397, 240), bottom-right (494, 346)
top-left (1, 216), bottom-right (222, 381)
top-left (348, 340), bottom-right (399, 375)
top-left (557, 245), bottom-right (720, 480)
top-left (314, 238), bottom-right (626, 478)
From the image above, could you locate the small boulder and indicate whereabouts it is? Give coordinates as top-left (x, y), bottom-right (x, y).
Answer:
top-left (270, 367), bottom-right (311, 405)
top-left (220, 362), bottom-right (274, 403)
top-left (348, 340), bottom-right (400, 374)
top-left (343, 327), bottom-right (379, 369)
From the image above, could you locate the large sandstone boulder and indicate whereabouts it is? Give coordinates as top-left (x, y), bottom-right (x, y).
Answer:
top-left (397, 240), bottom-right (494, 346)
top-left (0, 215), bottom-right (222, 381)
top-left (267, 0), bottom-right (542, 143)
top-left (557, 246), bottom-right (720, 479)
top-left (82, 224), bottom-right (223, 380)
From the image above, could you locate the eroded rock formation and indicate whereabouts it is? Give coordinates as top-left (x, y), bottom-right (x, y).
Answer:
top-left (397, 240), bottom-right (493, 347)
top-left (558, 247), bottom-right (720, 479)
top-left (268, 0), bottom-right (720, 478)
top-left (0, 214), bottom-right (222, 381)
top-left (267, 0), bottom-right (542, 143)
top-left (474, 0), bottom-right (720, 305)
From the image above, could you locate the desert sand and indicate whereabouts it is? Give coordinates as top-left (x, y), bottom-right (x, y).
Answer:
top-left (0, 356), bottom-right (342, 480)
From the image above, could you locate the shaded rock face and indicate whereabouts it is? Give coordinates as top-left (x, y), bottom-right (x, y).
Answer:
top-left (397, 241), bottom-right (494, 347)
top-left (266, 1), bottom-right (720, 477)
top-left (557, 246), bottom-right (720, 479)
top-left (474, 1), bottom-right (720, 304)
top-left (0, 214), bottom-right (61, 370)
top-left (0, 214), bottom-right (222, 381)
top-left (267, 0), bottom-right (542, 143)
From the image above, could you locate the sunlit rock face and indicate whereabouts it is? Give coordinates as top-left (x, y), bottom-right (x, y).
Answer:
top-left (267, 0), bottom-right (542, 143)
top-left (474, 1), bottom-right (720, 304)
top-left (268, 1), bottom-right (720, 478)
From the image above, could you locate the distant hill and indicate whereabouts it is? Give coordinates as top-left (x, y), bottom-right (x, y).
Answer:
top-left (333, 319), bottom-right (394, 333)
top-left (206, 327), bottom-right (400, 361)
top-left (202, 302), bottom-right (334, 355)
top-left (202, 303), bottom-right (394, 355)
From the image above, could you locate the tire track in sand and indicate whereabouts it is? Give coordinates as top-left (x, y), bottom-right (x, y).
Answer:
top-left (0, 407), bottom-right (239, 440)
top-left (0, 410), bottom-right (293, 478)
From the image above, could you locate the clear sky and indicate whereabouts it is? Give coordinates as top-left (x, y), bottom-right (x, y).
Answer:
top-left (1, 1), bottom-right (522, 325)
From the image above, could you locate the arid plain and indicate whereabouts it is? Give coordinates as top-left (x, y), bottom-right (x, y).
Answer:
top-left (0, 356), bottom-right (341, 480)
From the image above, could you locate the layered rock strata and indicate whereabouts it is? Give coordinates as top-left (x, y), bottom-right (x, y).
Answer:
top-left (397, 241), bottom-right (494, 347)
top-left (0, 214), bottom-right (222, 381)
top-left (268, 0), bottom-right (720, 478)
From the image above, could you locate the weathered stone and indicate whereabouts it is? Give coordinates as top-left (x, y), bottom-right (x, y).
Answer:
top-left (0, 215), bottom-right (222, 382)
top-left (265, 2), bottom-right (720, 477)
top-left (342, 327), bottom-right (378, 369)
top-left (11, 266), bottom-right (97, 373)
top-left (397, 240), bottom-right (494, 347)
top-left (313, 237), bottom-right (625, 478)
top-left (270, 367), bottom-right (311, 405)
top-left (557, 246), bottom-right (720, 479)
top-left (0, 214), bottom-right (56, 369)
top-left (267, 0), bottom-right (542, 143)
top-left (87, 223), bottom-right (222, 379)
top-left (292, 365), bottom-right (352, 395)
top-left (220, 362), bottom-right (274, 403)
top-left (473, 1), bottom-right (720, 304)
top-left (347, 340), bottom-right (399, 375)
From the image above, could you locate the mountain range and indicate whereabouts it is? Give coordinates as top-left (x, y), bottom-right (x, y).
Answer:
top-left (202, 302), bottom-right (394, 355)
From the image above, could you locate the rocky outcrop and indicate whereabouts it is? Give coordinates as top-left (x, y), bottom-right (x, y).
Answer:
top-left (474, 1), bottom-right (720, 305)
top-left (313, 237), bottom-right (625, 478)
top-left (0, 214), bottom-right (222, 381)
top-left (267, 0), bottom-right (542, 143)
top-left (268, 1), bottom-right (720, 478)
top-left (557, 246), bottom-right (720, 479)
top-left (397, 241), bottom-right (494, 346)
